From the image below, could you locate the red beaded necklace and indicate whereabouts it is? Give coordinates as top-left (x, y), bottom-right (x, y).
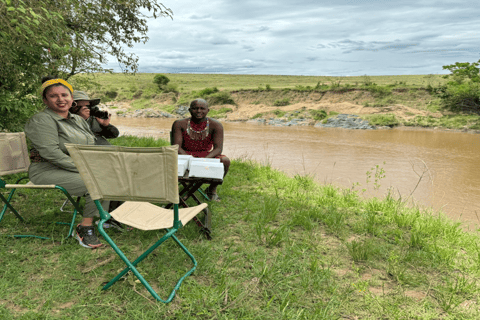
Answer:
top-left (186, 118), bottom-right (209, 140)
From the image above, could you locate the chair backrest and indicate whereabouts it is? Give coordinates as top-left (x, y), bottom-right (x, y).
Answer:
top-left (0, 132), bottom-right (30, 176)
top-left (65, 144), bottom-right (179, 204)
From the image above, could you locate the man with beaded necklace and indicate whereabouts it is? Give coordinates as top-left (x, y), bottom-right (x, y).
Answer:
top-left (171, 99), bottom-right (230, 201)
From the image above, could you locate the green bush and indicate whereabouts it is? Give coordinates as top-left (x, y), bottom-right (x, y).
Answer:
top-left (198, 87), bottom-right (219, 96)
top-left (273, 109), bottom-right (286, 117)
top-left (162, 83), bottom-right (179, 94)
top-left (310, 109), bottom-right (328, 121)
top-left (441, 82), bottom-right (480, 112)
top-left (206, 91), bottom-right (235, 105)
top-left (208, 107), bottom-right (233, 118)
top-left (153, 74), bottom-right (170, 89)
top-left (363, 114), bottom-right (400, 127)
top-left (366, 85), bottom-right (391, 98)
top-left (105, 90), bottom-right (118, 99)
top-left (273, 98), bottom-right (290, 106)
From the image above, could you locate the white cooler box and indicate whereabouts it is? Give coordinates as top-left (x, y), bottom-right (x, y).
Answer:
top-left (178, 155), bottom-right (194, 176)
top-left (188, 158), bottom-right (224, 180)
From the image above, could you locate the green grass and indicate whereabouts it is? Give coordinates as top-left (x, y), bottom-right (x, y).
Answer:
top-left (70, 73), bottom-right (449, 100)
top-left (404, 114), bottom-right (480, 129)
top-left (68, 73), bottom-right (480, 130)
top-left (362, 114), bottom-right (401, 127)
top-left (1, 136), bottom-right (480, 319)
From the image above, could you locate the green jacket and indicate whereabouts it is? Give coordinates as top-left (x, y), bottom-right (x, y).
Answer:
top-left (25, 108), bottom-right (95, 173)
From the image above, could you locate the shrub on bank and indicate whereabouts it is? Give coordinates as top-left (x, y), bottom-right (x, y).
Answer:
top-left (363, 114), bottom-right (400, 127)
top-left (273, 97), bottom-right (290, 106)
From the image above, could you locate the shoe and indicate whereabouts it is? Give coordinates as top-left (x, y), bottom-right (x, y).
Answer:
top-left (75, 224), bottom-right (102, 249)
top-left (96, 218), bottom-right (125, 232)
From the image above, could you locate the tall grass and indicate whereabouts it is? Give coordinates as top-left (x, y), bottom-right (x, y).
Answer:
top-left (2, 136), bottom-right (479, 319)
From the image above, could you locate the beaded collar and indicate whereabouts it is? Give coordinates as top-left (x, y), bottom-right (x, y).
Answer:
top-left (186, 118), bottom-right (209, 140)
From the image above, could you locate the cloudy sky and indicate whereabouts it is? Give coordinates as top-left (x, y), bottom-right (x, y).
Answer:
top-left (106, 0), bottom-right (480, 76)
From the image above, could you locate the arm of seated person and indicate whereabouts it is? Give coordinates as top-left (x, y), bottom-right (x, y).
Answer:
top-left (205, 120), bottom-right (224, 158)
top-left (172, 119), bottom-right (189, 155)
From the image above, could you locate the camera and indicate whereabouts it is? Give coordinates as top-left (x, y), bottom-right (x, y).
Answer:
top-left (89, 106), bottom-right (109, 119)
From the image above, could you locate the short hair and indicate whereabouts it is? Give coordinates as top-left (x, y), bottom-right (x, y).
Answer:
top-left (190, 98), bottom-right (208, 108)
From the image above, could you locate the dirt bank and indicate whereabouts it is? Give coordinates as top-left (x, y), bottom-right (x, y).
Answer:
top-left (107, 89), bottom-right (444, 124)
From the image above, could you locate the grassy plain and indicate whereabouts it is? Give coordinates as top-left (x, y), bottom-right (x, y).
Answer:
top-left (1, 136), bottom-right (480, 319)
top-left (72, 73), bottom-right (448, 93)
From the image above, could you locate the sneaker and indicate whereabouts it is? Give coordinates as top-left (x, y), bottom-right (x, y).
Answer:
top-left (96, 218), bottom-right (125, 232)
top-left (75, 224), bottom-right (102, 249)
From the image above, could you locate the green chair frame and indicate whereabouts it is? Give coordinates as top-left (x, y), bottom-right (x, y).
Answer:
top-left (66, 143), bottom-right (207, 303)
top-left (0, 132), bottom-right (82, 239)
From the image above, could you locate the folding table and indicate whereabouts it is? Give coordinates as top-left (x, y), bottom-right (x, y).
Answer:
top-left (165, 174), bottom-right (223, 239)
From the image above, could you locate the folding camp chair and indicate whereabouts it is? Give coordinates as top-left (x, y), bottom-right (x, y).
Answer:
top-left (65, 143), bottom-right (207, 303)
top-left (0, 132), bottom-right (81, 239)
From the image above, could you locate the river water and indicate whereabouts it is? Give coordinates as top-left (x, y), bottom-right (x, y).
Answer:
top-left (113, 116), bottom-right (480, 231)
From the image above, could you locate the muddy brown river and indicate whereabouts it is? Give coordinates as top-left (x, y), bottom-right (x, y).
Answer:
top-left (113, 116), bottom-right (480, 231)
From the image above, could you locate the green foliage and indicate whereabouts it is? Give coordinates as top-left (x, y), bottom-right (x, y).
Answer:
top-left (442, 60), bottom-right (480, 84)
top-left (310, 109), bottom-right (328, 121)
top-left (208, 107), bottom-right (233, 118)
top-left (265, 84), bottom-right (272, 91)
top-left (205, 91), bottom-right (235, 105)
top-left (192, 87), bottom-right (234, 105)
top-left (198, 87), bottom-right (219, 96)
top-left (273, 109), bottom-right (286, 117)
top-left (362, 74), bottom-right (374, 86)
top-left (153, 74), bottom-right (170, 89)
top-left (366, 84), bottom-right (392, 98)
top-left (363, 114), bottom-right (400, 127)
top-left (162, 83), bottom-right (179, 94)
top-left (440, 60), bottom-right (480, 112)
top-left (441, 82), bottom-right (480, 112)
top-left (0, 93), bottom-right (44, 132)
top-left (0, 0), bottom-right (173, 131)
top-left (273, 97), bottom-right (290, 106)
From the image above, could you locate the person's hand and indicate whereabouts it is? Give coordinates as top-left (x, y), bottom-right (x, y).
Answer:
top-left (96, 114), bottom-right (111, 126)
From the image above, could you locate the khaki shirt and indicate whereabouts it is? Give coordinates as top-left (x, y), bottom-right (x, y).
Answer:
top-left (25, 108), bottom-right (95, 172)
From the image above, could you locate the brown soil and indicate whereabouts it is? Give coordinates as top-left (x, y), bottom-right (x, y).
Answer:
top-left (208, 90), bottom-right (441, 122)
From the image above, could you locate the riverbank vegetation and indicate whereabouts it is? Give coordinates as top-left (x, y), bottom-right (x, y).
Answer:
top-left (1, 136), bottom-right (480, 319)
top-left (67, 71), bottom-right (480, 131)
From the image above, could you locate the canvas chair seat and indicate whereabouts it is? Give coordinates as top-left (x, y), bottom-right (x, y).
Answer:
top-left (0, 132), bottom-right (81, 239)
top-left (111, 201), bottom-right (207, 230)
top-left (65, 143), bottom-right (208, 303)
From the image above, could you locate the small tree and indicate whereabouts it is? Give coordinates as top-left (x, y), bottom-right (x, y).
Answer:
top-left (153, 74), bottom-right (170, 90)
top-left (441, 60), bottom-right (480, 112)
top-left (442, 60), bottom-right (480, 84)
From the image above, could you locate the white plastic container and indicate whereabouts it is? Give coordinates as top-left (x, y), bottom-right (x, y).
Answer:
top-left (178, 159), bottom-right (189, 177)
top-left (188, 159), bottom-right (224, 180)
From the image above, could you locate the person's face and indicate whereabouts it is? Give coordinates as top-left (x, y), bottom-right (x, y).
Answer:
top-left (43, 86), bottom-right (73, 118)
top-left (189, 103), bottom-right (209, 120)
top-left (76, 101), bottom-right (91, 120)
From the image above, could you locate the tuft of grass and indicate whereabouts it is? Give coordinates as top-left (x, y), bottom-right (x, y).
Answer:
top-left (208, 107), bottom-right (233, 118)
top-left (363, 114), bottom-right (400, 127)
top-left (273, 97), bottom-right (290, 106)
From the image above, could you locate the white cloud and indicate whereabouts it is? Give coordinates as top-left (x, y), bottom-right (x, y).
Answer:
top-left (105, 0), bottom-right (480, 75)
